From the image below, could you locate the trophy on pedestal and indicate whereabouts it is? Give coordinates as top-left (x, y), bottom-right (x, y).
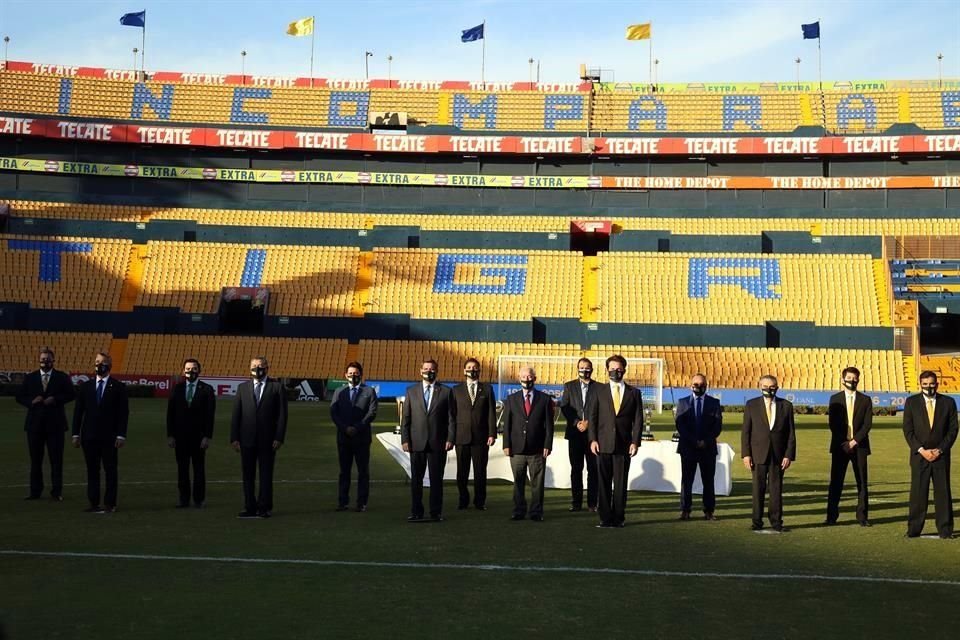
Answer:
top-left (394, 396), bottom-right (404, 435)
top-left (641, 405), bottom-right (655, 441)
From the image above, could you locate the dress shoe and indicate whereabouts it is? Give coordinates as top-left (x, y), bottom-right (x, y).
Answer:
top-left (679, 511), bottom-right (691, 521)
top-left (939, 533), bottom-right (954, 539)
top-left (335, 505), bottom-right (349, 512)
top-left (530, 514), bottom-right (544, 522)
top-left (588, 506), bottom-right (598, 513)
top-left (510, 514), bottom-right (525, 521)
top-left (257, 511), bottom-right (271, 519)
top-left (193, 501), bottom-right (206, 509)
top-left (824, 519), bottom-right (837, 526)
top-left (772, 525), bottom-right (788, 533)
top-left (704, 512), bottom-right (718, 521)
top-left (858, 520), bottom-right (872, 527)
top-left (105, 506), bottom-right (117, 514)
top-left (595, 523), bottom-right (613, 529)
top-left (475, 505), bottom-right (487, 511)
top-left (407, 514), bottom-right (423, 522)
top-left (616, 522), bottom-right (626, 528)
top-left (356, 505), bottom-right (367, 512)
top-left (237, 510), bottom-right (258, 519)
top-left (24, 495), bottom-right (41, 501)
top-left (85, 505), bottom-right (105, 514)
top-left (430, 514), bottom-right (444, 522)
top-left (457, 505), bottom-right (469, 510)
top-left (569, 506), bottom-right (582, 512)
top-left (51, 495), bottom-right (63, 502)
top-left (904, 532), bottom-right (920, 538)
top-left (751, 523), bottom-right (763, 531)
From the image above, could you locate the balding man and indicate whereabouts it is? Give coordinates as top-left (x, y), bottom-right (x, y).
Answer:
top-left (502, 366), bottom-right (554, 522)
top-left (675, 373), bottom-right (722, 520)
top-left (742, 375), bottom-right (796, 533)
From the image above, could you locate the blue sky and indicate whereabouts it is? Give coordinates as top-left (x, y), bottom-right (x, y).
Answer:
top-left (0, 0), bottom-right (957, 83)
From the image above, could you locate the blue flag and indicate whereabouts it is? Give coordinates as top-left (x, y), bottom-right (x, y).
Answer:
top-left (801, 21), bottom-right (820, 40)
top-left (120, 11), bottom-right (146, 28)
top-left (461, 24), bottom-right (484, 43)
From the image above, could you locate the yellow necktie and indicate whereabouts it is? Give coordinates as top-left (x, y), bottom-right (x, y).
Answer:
top-left (846, 395), bottom-right (855, 440)
top-left (613, 384), bottom-right (621, 414)
top-left (927, 399), bottom-right (935, 430)
top-left (766, 399), bottom-right (773, 426)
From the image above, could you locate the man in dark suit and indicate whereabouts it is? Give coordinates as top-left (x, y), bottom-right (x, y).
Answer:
top-left (588, 355), bottom-right (643, 528)
top-left (329, 361), bottom-right (378, 512)
top-left (71, 352), bottom-right (129, 513)
top-left (16, 347), bottom-right (75, 501)
top-left (903, 371), bottom-right (958, 539)
top-left (675, 373), bottom-right (722, 521)
top-left (502, 366), bottom-right (554, 521)
top-left (741, 375), bottom-right (797, 533)
top-left (166, 358), bottom-right (215, 508)
top-left (559, 358), bottom-right (599, 512)
top-left (451, 358), bottom-right (497, 511)
top-left (230, 356), bottom-right (288, 519)
top-left (826, 366), bottom-right (873, 527)
top-left (400, 359), bottom-right (455, 522)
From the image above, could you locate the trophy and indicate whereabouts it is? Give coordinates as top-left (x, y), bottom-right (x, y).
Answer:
top-left (671, 404), bottom-right (680, 443)
top-left (641, 405), bottom-right (655, 441)
top-left (394, 396), bottom-right (404, 435)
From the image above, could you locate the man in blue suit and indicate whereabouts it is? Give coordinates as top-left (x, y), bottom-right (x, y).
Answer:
top-left (330, 361), bottom-right (378, 512)
top-left (675, 373), bottom-right (723, 521)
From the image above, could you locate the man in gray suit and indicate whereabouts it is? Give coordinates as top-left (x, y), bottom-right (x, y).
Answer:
top-left (559, 358), bottom-right (598, 512)
top-left (330, 361), bottom-right (378, 512)
top-left (502, 366), bottom-right (554, 522)
top-left (230, 356), bottom-right (288, 519)
top-left (401, 359), bottom-right (455, 522)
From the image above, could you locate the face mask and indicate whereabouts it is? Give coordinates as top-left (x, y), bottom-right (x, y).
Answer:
top-left (347, 375), bottom-right (361, 385)
top-left (691, 385), bottom-right (706, 396)
top-left (95, 363), bottom-right (110, 376)
top-left (184, 371), bottom-right (199, 382)
top-left (608, 370), bottom-right (623, 383)
top-left (762, 388), bottom-right (778, 398)
top-left (843, 381), bottom-right (858, 391)
top-left (922, 386), bottom-right (937, 397)
top-left (421, 371), bottom-right (436, 383)
top-left (251, 367), bottom-right (266, 379)
top-left (465, 370), bottom-right (479, 380)
top-left (578, 369), bottom-right (592, 380)
top-left (520, 380), bottom-right (535, 390)
top-left (39, 362), bottom-right (53, 373)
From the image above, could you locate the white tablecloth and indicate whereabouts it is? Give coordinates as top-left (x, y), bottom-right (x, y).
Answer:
top-left (376, 433), bottom-right (734, 495)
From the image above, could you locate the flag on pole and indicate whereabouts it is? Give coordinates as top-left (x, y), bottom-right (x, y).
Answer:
top-left (801, 21), bottom-right (820, 39)
top-left (119, 10), bottom-right (146, 28)
top-left (461, 24), bottom-right (484, 43)
top-left (287, 17), bottom-right (315, 37)
top-left (625, 23), bottom-right (651, 40)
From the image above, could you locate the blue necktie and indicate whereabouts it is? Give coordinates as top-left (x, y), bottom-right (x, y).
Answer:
top-left (96, 379), bottom-right (105, 404)
top-left (350, 387), bottom-right (358, 405)
top-left (424, 385), bottom-right (432, 410)
top-left (696, 396), bottom-right (702, 422)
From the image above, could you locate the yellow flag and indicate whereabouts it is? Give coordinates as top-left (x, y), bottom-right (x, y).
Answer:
top-left (287, 17), bottom-right (314, 37)
top-left (625, 23), bottom-right (651, 40)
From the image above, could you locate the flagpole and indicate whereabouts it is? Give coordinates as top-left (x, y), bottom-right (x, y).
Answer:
top-left (481, 20), bottom-right (486, 89)
top-left (818, 18), bottom-right (826, 133)
top-left (310, 17), bottom-right (315, 88)
top-left (140, 12), bottom-right (146, 80)
top-left (648, 35), bottom-right (653, 91)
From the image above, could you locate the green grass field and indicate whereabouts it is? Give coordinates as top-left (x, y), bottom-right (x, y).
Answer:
top-left (2, 397), bottom-right (958, 639)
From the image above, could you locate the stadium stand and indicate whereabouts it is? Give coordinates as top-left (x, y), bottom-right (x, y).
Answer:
top-left (0, 330), bottom-right (113, 373)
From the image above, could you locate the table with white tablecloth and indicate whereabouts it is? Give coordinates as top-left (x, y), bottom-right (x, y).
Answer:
top-left (376, 433), bottom-right (734, 495)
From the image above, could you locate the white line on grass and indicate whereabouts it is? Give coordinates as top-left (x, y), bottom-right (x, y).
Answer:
top-left (2, 549), bottom-right (957, 587)
top-left (2, 479), bottom-right (407, 489)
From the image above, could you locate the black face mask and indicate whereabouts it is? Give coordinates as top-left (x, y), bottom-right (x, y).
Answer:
top-left (421, 371), bottom-right (437, 383)
top-left (184, 371), bottom-right (199, 382)
top-left (39, 362), bottom-right (53, 373)
top-left (95, 363), bottom-right (110, 376)
top-left (843, 380), bottom-right (858, 391)
top-left (691, 385), bottom-right (706, 396)
top-left (608, 370), bottom-right (623, 383)
top-left (347, 375), bottom-right (361, 385)
top-left (578, 369), bottom-right (592, 380)
top-left (762, 388), bottom-right (778, 398)
top-left (465, 370), bottom-right (479, 380)
top-left (922, 386), bottom-right (938, 397)
top-left (520, 380), bottom-right (535, 390)
top-left (251, 367), bottom-right (266, 379)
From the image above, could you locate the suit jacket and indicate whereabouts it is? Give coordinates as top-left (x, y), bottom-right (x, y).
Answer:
top-left (72, 377), bottom-right (129, 441)
top-left (587, 383), bottom-right (644, 454)
top-left (329, 384), bottom-right (379, 445)
top-left (16, 369), bottom-right (75, 433)
top-left (675, 394), bottom-right (722, 457)
top-left (166, 379), bottom-right (216, 441)
top-left (741, 396), bottom-right (797, 463)
top-left (501, 389), bottom-right (554, 455)
top-left (902, 393), bottom-right (959, 456)
top-left (828, 391), bottom-right (872, 455)
top-left (559, 378), bottom-right (599, 440)
top-left (400, 383), bottom-right (455, 453)
top-left (451, 381), bottom-right (497, 445)
top-left (230, 378), bottom-right (288, 448)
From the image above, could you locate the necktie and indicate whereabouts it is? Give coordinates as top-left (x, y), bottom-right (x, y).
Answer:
top-left (846, 395), bottom-right (855, 440)
top-left (254, 381), bottom-right (263, 406)
top-left (424, 385), bottom-right (432, 410)
top-left (41, 373), bottom-right (49, 392)
top-left (695, 396), bottom-right (702, 422)
top-left (927, 398), bottom-right (935, 430)
top-left (524, 392), bottom-right (532, 416)
top-left (469, 383), bottom-right (477, 404)
top-left (96, 379), bottom-right (105, 404)
top-left (186, 382), bottom-right (195, 406)
top-left (613, 384), bottom-right (621, 414)
top-left (581, 383), bottom-right (588, 406)
top-left (765, 399), bottom-right (773, 429)
top-left (350, 386), bottom-right (358, 405)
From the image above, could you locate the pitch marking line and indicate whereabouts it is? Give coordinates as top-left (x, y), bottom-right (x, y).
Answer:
top-left (1, 550), bottom-right (957, 587)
